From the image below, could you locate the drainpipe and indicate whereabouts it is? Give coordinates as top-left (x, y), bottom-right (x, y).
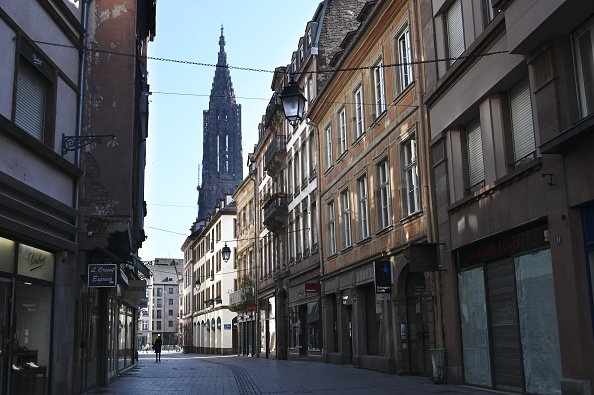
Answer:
top-left (411, 0), bottom-right (445, 351)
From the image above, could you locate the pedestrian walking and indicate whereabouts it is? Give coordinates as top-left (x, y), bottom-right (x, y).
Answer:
top-left (153, 334), bottom-right (162, 362)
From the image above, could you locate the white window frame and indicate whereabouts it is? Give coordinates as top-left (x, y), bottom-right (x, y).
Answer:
top-left (398, 27), bottom-right (413, 91)
top-left (373, 60), bottom-right (386, 116)
top-left (574, 18), bottom-right (594, 117)
top-left (339, 107), bottom-right (347, 154)
top-left (378, 160), bottom-right (392, 229)
top-left (354, 85), bottom-right (365, 138)
top-left (341, 189), bottom-right (352, 249)
top-left (325, 124), bottom-right (333, 170)
top-left (358, 175), bottom-right (370, 240)
top-left (327, 201), bottom-right (337, 255)
top-left (403, 136), bottom-right (420, 215)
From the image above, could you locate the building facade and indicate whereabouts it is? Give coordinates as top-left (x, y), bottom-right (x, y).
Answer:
top-left (308, 0), bottom-right (437, 375)
top-left (146, 259), bottom-right (182, 349)
top-left (0, 1), bottom-right (82, 393)
top-left (197, 27), bottom-right (243, 220)
top-left (76, 0), bottom-right (154, 392)
top-left (421, 0), bottom-right (594, 393)
top-left (181, 195), bottom-right (238, 355)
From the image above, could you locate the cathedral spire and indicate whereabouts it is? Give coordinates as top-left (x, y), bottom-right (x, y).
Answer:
top-left (211, 24), bottom-right (235, 103)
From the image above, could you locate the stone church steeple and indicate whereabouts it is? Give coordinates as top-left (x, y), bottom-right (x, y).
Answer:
top-left (197, 26), bottom-right (243, 219)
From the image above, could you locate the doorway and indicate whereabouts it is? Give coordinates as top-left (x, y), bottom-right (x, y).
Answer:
top-left (0, 279), bottom-right (11, 394)
top-left (406, 272), bottom-right (429, 375)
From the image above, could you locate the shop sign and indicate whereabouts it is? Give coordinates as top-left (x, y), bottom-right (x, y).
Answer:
top-left (125, 280), bottom-right (147, 298)
top-left (374, 260), bottom-right (392, 294)
top-left (88, 264), bottom-right (117, 287)
top-left (17, 243), bottom-right (54, 282)
top-left (457, 223), bottom-right (548, 269)
top-left (247, 303), bottom-right (258, 311)
top-left (304, 282), bottom-right (318, 293)
top-left (224, 324), bottom-right (231, 330)
top-left (408, 243), bottom-right (441, 272)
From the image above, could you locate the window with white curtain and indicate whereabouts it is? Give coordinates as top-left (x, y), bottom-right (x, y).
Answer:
top-left (446, 0), bottom-right (464, 65)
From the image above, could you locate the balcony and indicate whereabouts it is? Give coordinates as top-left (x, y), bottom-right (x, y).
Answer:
top-left (264, 134), bottom-right (286, 178)
top-left (228, 287), bottom-right (255, 313)
top-left (262, 193), bottom-right (288, 232)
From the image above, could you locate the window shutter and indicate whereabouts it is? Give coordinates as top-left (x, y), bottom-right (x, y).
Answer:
top-left (15, 61), bottom-right (46, 141)
top-left (446, 0), bottom-right (464, 65)
top-left (510, 78), bottom-right (535, 162)
top-left (467, 118), bottom-right (485, 188)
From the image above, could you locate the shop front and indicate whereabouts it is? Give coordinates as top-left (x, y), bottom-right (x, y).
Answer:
top-left (455, 221), bottom-right (562, 394)
top-left (260, 296), bottom-right (277, 358)
top-left (0, 237), bottom-right (55, 395)
top-left (288, 282), bottom-right (321, 361)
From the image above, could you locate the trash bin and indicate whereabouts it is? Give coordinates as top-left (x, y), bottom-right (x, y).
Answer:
top-left (430, 348), bottom-right (447, 383)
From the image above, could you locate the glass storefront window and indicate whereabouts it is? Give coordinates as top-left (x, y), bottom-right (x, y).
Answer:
top-left (0, 237), bottom-right (15, 273)
top-left (514, 250), bottom-right (562, 395)
top-left (307, 301), bottom-right (321, 350)
top-left (458, 267), bottom-right (492, 387)
top-left (289, 306), bottom-right (300, 349)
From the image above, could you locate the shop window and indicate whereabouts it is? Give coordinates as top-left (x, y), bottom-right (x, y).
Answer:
top-left (289, 305), bottom-right (301, 349)
top-left (364, 285), bottom-right (383, 355)
top-left (458, 267), bottom-right (492, 387)
top-left (574, 17), bottom-right (594, 117)
top-left (307, 301), bottom-right (321, 351)
top-left (0, 237), bottom-right (15, 273)
top-left (446, 0), bottom-right (465, 65)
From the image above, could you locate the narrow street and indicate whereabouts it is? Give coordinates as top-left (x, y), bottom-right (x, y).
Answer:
top-left (90, 352), bottom-right (499, 395)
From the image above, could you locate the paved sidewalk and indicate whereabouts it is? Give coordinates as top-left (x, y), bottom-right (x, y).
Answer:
top-left (87, 352), bottom-right (500, 395)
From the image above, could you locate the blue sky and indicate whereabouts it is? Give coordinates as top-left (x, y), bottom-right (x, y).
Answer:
top-left (138, 1), bottom-right (322, 261)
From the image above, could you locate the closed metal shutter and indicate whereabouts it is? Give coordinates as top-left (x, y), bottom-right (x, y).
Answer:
top-left (467, 117), bottom-right (484, 188)
top-left (486, 260), bottom-right (524, 392)
top-left (510, 78), bottom-right (535, 162)
top-left (446, 0), bottom-right (464, 65)
top-left (15, 60), bottom-right (47, 141)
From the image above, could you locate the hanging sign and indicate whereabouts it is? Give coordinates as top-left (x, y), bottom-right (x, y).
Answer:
top-left (88, 264), bottom-right (117, 287)
top-left (374, 260), bottom-right (392, 294)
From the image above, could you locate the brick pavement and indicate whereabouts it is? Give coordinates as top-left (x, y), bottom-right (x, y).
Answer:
top-left (85, 351), bottom-right (502, 395)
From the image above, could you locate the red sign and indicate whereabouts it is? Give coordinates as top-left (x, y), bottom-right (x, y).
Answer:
top-left (304, 282), bottom-right (318, 293)
top-left (247, 303), bottom-right (258, 311)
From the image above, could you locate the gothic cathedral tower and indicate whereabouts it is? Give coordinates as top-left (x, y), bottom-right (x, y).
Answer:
top-left (198, 26), bottom-right (243, 219)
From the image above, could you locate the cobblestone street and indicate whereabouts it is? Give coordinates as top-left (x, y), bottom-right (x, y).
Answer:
top-left (86, 352), bottom-right (500, 395)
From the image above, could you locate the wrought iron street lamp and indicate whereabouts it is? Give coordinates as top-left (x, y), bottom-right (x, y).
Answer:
top-left (221, 243), bottom-right (231, 262)
top-left (279, 75), bottom-right (307, 127)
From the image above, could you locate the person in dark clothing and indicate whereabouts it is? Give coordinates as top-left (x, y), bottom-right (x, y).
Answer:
top-left (153, 334), bottom-right (162, 362)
